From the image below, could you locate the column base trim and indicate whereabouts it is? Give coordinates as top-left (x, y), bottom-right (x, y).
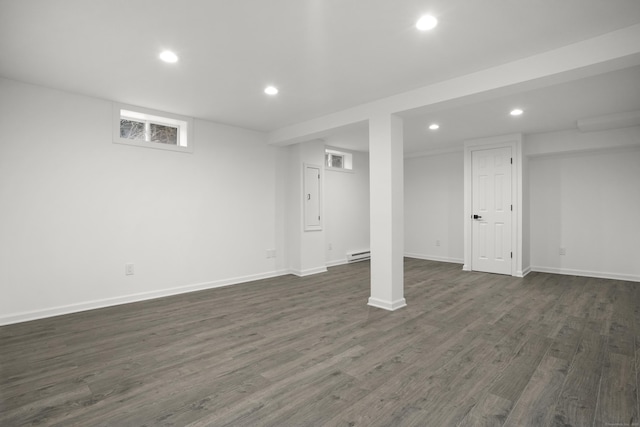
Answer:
top-left (367, 297), bottom-right (407, 311)
top-left (289, 266), bottom-right (328, 277)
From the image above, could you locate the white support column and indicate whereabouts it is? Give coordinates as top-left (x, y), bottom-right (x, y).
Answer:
top-left (368, 113), bottom-right (406, 311)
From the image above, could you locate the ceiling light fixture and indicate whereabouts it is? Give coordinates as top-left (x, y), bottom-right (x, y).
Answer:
top-left (264, 86), bottom-right (279, 95)
top-left (416, 15), bottom-right (438, 31)
top-left (429, 123), bottom-right (440, 130)
top-left (510, 108), bottom-right (524, 116)
top-left (159, 50), bottom-right (178, 63)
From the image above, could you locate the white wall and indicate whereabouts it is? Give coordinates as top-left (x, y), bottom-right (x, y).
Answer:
top-left (0, 78), bottom-right (283, 324)
top-left (527, 127), bottom-right (640, 281)
top-left (324, 150), bottom-right (370, 266)
top-left (402, 127), bottom-right (640, 280)
top-left (283, 141), bottom-right (327, 276)
top-left (404, 151), bottom-right (464, 263)
top-left (3, 78), bottom-right (638, 325)
top-left (522, 154), bottom-right (531, 273)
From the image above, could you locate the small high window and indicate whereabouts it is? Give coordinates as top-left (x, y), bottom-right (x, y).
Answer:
top-left (113, 104), bottom-right (193, 153)
top-left (325, 148), bottom-right (353, 171)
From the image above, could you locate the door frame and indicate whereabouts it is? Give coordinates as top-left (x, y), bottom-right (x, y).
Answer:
top-left (463, 134), bottom-right (524, 277)
top-left (303, 163), bottom-right (323, 232)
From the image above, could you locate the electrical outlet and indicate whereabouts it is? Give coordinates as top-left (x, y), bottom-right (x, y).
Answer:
top-left (266, 249), bottom-right (276, 258)
top-left (125, 263), bottom-right (134, 275)
top-left (559, 248), bottom-right (566, 256)
top-left (435, 240), bottom-right (441, 247)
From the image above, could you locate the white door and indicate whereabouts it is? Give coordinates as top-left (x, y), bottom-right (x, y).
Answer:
top-left (304, 165), bottom-right (321, 230)
top-left (471, 147), bottom-right (512, 274)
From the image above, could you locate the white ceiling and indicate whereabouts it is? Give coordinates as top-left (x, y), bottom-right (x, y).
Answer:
top-left (324, 65), bottom-right (640, 154)
top-left (1, 0), bottom-right (640, 152)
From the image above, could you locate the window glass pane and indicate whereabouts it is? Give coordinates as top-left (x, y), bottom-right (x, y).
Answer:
top-left (149, 123), bottom-right (178, 145)
top-left (331, 155), bottom-right (343, 169)
top-left (120, 119), bottom-right (146, 140)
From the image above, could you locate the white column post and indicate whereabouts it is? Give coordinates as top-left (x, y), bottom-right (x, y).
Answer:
top-left (368, 113), bottom-right (406, 311)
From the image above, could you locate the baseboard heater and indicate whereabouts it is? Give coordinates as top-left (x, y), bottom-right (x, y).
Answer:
top-left (347, 250), bottom-right (371, 263)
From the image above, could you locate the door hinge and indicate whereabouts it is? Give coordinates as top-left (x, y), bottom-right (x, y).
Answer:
top-left (511, 204), bottom-right (513, 211)
top-left (510, 157), bottom-right (513, 164)
top-left (510, 252), bottom-right (513, 259)
top-left (318, 215), bottom-right (320, 220)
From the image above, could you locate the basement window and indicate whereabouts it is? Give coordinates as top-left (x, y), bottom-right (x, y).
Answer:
top-left (325, 148), bottom-right (353, 171)
top-left (113, 103), bottom-right (193, 153)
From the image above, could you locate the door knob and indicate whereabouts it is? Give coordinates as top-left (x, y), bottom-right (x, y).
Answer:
top-left (473, 214), bottom-right (482, 219)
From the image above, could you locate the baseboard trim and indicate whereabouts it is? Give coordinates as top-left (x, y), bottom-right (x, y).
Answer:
top-left (530, 266), bottom-right (640, 283)
top-left (289, 266), bottom-right (328, 277)
top-left (0, 269), bottom-right (291, 326)
top-left (405, 253), bottom-right (464, 265)
top-left (515, 266), bottom-right (532, 278)
top-left (326, 258), bottom-right (348, 268)
top-left (368, 297), bottom-right (407, 311)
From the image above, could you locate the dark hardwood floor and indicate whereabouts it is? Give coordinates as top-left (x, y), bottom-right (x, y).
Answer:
top-left (1, 258), bottom-right (639, 426)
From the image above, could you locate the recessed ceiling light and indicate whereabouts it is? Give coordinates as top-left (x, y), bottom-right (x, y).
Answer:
top-left (264, 86), bottom-right (279, 95)
top-left (159, 50), bottom-right (178, 63)
top-left (429, 123), bottom-right (440, 130)
top-left (510, 108), bottom-right (524, 116)
top-left (416, 15), bottom-right (438, 31)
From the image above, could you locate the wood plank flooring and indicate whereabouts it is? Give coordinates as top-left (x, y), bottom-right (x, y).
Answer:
top-left (1, 258), bottom-right (639, 426)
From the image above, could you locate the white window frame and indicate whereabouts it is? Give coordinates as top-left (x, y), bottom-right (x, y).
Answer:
top-left (324, 147), bottom-right (353, 172)
top-left (113, 103), bottom-right (194, 153)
